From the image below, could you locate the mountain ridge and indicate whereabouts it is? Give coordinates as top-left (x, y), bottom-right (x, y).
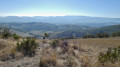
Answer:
top-left (0, 16), bottom-right (120, 27)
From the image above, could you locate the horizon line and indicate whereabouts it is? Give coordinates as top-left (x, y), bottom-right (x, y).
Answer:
top-left (0, 15), bottom-right (120, 18)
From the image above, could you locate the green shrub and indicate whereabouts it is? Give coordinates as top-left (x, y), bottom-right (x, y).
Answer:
top-left (43, 33), bottom-right (49, 39)
top-left (98, 46), bottom-right (120, 63)
top-left (17, 38), bottom-right (38, 57)
top-left (82, 34), bottom-right (95, 38)
top-left (50, 40), bottom-right (59, 48)
top-left (82, 33), bottom-right (109, 38)
top-left (103, 33), bottom-right (109, 38)
top-left (112, 31), bottom-right (120, 37)
top-left (2, 28), bottom-right (11, 39)
top-left (13, 34), bottom-right (20, 40)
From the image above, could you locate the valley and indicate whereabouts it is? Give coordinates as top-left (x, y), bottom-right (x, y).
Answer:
top-left (0, 22), bottom-right (120, 38)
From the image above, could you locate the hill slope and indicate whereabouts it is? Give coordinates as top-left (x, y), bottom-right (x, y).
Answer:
top-left (56, 25), bottom-right (120, 38)
top-left (0, 22), bottom-right (91, 37)
top-left (0, 22), bottom-right (120, 38)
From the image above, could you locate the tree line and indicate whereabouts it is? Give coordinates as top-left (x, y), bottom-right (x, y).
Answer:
top-left (82, 31), bottom-right (120, 38)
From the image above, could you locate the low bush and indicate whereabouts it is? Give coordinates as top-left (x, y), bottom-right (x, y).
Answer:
top-left (13, 34), bottom-right (20, 40)
top-left (62, 46), bottom-right (69, 53)
top-left (16, 38), bottom-right (38, 57)
top-left (2, 28), bottom-right (11, 39)
top-left (98, 46), bottom-right (120, 63)
top-left (50, 40), bottom-right (59, 48)
top-left (111, 31), bottom-right (120, 37)
top-left (60, 41), bottom-right (69, 48)
top-left (72, 45), bottom-right (78, 50)
top-left (60, 41), bottom-right (69, 53)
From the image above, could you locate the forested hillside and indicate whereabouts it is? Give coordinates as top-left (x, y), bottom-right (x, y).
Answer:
top-left (56, 25), bottom-right (120, 38)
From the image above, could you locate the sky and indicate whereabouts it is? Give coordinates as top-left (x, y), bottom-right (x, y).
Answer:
top-left (0, 0), bottom-right (120, 18)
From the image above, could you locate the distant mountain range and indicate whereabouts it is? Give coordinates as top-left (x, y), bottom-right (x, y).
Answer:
top-left (0, 16), bottom-right (120, 27)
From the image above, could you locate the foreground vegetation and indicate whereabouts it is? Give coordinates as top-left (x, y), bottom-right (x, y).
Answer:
top-left (17, 38), bottom-right (38, 57)
top-left (0, 36), bottom-right (120, 67)
top-left (98, 46), bottom-right (120, 63)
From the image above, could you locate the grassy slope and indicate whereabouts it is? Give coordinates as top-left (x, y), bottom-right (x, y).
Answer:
top-left (0, 37), bottom-right (120, 67)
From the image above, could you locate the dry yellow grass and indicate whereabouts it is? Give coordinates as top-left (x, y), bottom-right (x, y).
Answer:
top-left (0, 37), bottom-right (120, 67)
top-left (67, 37), bottom-right (120, 51)
top-left (65, 37), bottom-right (120, 67)
top-left (0, 38), bottom-right (16, 61)
top-left (0, 38), bottom-right (25, 61)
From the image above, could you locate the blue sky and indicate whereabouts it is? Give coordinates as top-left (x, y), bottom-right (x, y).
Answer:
top-left (0, 0), bottom-right (120, 17)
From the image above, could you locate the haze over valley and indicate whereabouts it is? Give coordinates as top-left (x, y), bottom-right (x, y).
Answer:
top-left (0, 16), bottom-right (120, 27)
